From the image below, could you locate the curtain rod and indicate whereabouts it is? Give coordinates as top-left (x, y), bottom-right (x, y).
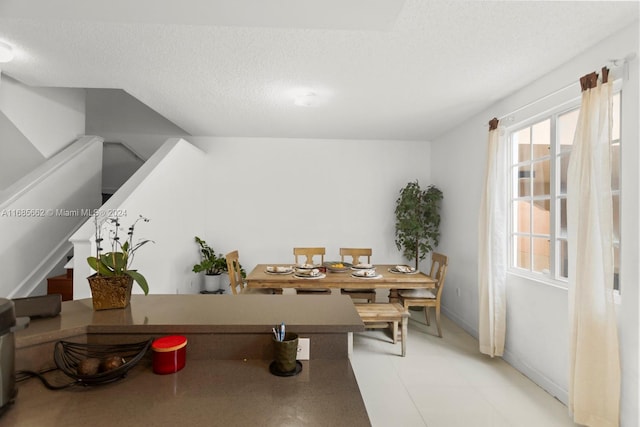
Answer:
top-left (495, 53), bottom-right (636, 124)
top-left (496, 80), bottom-right (578, 122)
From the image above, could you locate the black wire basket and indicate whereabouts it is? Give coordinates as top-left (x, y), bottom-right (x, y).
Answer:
top-left (54, 339), bottom-right (153, 386)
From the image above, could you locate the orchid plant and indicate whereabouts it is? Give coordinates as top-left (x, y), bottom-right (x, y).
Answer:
top-left (87, 213), bottom-right (153, 295)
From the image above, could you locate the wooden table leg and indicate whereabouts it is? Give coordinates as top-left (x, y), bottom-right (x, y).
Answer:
top-left (388, 289), bottom-right (399, 304)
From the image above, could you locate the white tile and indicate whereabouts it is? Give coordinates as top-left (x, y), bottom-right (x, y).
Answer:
top-left (351, 314), bottom-right (576, 427)
top-left (477, 384), bottom-right (578, 427)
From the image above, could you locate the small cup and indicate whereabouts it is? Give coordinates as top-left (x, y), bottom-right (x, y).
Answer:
top-left (273, 333), bottom-right (299, 373)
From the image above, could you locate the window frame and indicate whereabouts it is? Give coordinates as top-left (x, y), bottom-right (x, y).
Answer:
top-left (506, 81), bottom-right (622, 290)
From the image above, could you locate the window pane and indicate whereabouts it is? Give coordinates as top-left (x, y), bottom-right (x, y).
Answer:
top-left (532, 159), bottom-right (550, 196)
top-left (612, 142), bottom-right (620, 190)
top-left (612, 92), bottom-right (621, 141)
top-left (558, 109), bottom-right (579, 152)
top-left (517, 166), bottom-right (532, 197)
top-left (559, 240), bottom-right (568, 278)
top-left (559, 153), bottom-right (570, 194)
top-left (514, 201), bottom-right (530, 233)
top-left (532, 119), bottom-right (550, 160)
top-left (614, 244), bottom-right (620, 291)
top-left (613, 194), bottom-right (620, 242)
top-left (559, 197), bottom-right (567, 239)
top-left (532, 199), bottom-right (550, 234)
top-left (508, 90), bottom-right (621, 285)
top-left (514, 235), bottom-right (530, 269)
top-left (532, 237), bottom-right (550, 273)
top-left (513, 127), bottom-right (531, 163)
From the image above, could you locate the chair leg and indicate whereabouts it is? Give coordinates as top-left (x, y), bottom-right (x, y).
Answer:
top-left (424, 306), bottom-right (430, 326)
top-left (392, 321), bottom-right (398, 344)
top-left (435, 306), bottom-right (442, 338)
top-left (401, 314), bottom-right (407, 357)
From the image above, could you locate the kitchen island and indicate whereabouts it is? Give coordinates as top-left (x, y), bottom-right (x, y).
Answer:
top-left (8, 294), bottom-right (370, 426)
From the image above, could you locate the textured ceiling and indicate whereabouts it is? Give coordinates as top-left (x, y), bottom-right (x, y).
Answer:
top-left (0, 0), bottom-right (638, 141)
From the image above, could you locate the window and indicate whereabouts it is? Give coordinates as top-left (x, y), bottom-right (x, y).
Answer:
top-left (508, 91), bottom-right (621, 290)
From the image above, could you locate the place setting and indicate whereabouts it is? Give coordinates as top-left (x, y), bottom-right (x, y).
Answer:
top-left (351, 263), bottom-right (374, 270)
top-left (265, 265), bottom-right (294, 275)
top-left (293, 267), bottom-right (326, 279)
top-left (388, 265), bottom-right (419, 274)
top-left (351, 267), bottom-right (382, 280)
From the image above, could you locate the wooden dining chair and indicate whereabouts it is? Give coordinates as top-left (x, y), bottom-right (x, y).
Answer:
top-left (293, 247), bottom-right (325, 266)
top-left (398, 253), bottom-right (448, 337)
top-left (293, 247), bottom-right (331, 295)
top-left (339, 248), bottom-right (375, 303)
top-left (226, 250), bottom-right (273, 295)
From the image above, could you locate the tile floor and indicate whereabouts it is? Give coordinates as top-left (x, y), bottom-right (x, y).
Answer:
top-left (350, 313), bottom-right (579, 427)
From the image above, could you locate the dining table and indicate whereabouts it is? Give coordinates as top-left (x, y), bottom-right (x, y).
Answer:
top-left (246, 264), bottom-right (437, 303)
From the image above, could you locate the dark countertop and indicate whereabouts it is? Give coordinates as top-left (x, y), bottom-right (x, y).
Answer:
top-left (16, 294), bottom-right (365, 348)
top-left (7, 358), bottom-right (371, 427)
top-left (10, 294), bottom-right (370, 425)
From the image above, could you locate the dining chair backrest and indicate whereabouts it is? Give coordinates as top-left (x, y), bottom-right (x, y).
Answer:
top-left (398, 252), bottom-right (449, 337)
top-left (339, 248), bottom-right (372, 266)
top-left (226, 250), bottom-right (244, 295)
top-left (293, 247), bottom-right (325, 265)
top-left (429, 253), bottom-right (449, 298)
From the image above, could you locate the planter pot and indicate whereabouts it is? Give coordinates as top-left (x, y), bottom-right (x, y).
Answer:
top-left (219, 273), bottom-right (229, 293)
top-left (88, 274), bottom-right (133, 310)
top-left (203, 274), bottom-right (222, 292)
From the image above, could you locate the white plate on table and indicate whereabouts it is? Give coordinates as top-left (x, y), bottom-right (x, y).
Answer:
top-left (293, 273), bottom-right (326, 280)
top-left (351, 273), bottom-right (382, 280)
top-left (351, 263), bottom-right (374, 270)
top-left (265, 269), bottom-right (294, 275)
top-left (388, 266), bottom-right (419, 274)
top-left (295, 263), bottom-right (320, 270)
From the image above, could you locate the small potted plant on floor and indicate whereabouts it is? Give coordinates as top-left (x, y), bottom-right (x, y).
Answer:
top-left (87, 214), bottom-right (153, 310)
top-left (192, 236), bottom-right (227, 292)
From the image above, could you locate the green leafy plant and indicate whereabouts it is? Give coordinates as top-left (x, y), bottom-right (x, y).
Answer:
top-left (394, 181), bottom-right (443, 270)
top-left (87, 214), bottom-right (153, 295)
top-left (192, 237), bottom-right (227, 275)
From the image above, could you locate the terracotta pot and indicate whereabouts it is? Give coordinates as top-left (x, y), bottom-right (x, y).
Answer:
top-left (87, 274), bottom-right (134, 310)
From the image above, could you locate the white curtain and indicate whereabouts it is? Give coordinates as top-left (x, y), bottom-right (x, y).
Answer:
top-left (478, 119), bottom-right (507, 357)
top-left (567, 70), bottom-right (620, 427)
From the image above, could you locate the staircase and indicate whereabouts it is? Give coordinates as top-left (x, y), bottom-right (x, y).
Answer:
top-left (46, 267), bottom-right (73, 301)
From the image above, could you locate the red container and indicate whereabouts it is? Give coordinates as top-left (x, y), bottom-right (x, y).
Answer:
top-left (152, 335), bottom-right (187, 374)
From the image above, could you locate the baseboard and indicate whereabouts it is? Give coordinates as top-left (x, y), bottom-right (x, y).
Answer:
top-left (441, 305), bottom-right (478, 339)
top-left (502, 348), bottom-right (569, 405)
top-left (440, 305), bottom-right (568, 406)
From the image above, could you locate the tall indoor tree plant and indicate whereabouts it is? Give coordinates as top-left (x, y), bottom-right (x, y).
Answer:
top-left (394, 180), bottom-right (443, 270)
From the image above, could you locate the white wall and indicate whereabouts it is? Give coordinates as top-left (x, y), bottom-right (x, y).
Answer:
top-left (431, 23), bottom-right (639, 426)
top-left (72, 138), bottom-right (208, 299)
top-left (85, 89), bottom-right (188, 160)
top-left (0, 110), bottom-right (44, 190)
top-left (0, 74), bottom-right (85, 158)
top-left (188, 136), bottom-right (433, 274)
top-left (0, 136), bottom-right (103, 298)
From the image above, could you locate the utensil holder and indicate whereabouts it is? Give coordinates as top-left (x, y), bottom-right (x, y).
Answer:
top-left (272, 333), bottom-right (298, 373)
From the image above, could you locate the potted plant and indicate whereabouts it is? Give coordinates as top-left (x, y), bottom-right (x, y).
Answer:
top-left (86, 214), bottom-right (153, 310)
top-left (394, 180), bottom-right (443, 270)
top-left (192, 237), bottom-right (227, 292)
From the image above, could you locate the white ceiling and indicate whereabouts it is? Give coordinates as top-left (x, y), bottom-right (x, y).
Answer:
top-left (0, 0), bottom-right (638, 141)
